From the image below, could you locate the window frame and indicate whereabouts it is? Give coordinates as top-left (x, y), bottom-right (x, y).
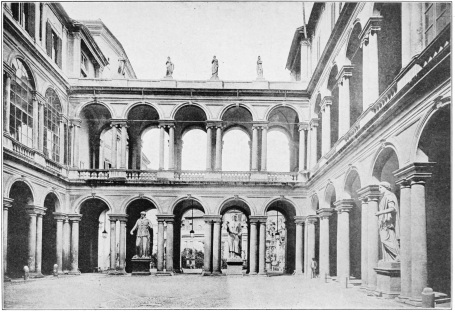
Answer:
top-left (43, 89), bottom-right (62, 162)
top-left (424, 3), bottom-right (450, 46)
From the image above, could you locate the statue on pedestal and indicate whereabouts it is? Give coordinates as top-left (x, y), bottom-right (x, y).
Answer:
top-left (165, 57), bottom-right (174, 78)
top-left (376, 181), bottom-right (400, 262)
top-left (130, 211), bottom-right (153, 258)
top-left (118, 53), bottom-right (126, 76)
top-left (211, 56), bottom-right (219, 80)
top-left (256, 56), bottom-right (263, 79)
top-left (226, 214), bottom-right (242, 259)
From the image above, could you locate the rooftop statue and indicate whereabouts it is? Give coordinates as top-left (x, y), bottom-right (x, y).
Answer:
top-left (165, 56), bottom-right (174, 78)
top-left (211, 55), bottom-right (219, 80)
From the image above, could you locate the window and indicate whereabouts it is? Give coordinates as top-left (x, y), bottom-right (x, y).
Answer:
top-left (44, 89), bottom-right (62, 162)
top-left (9, 59), bottom-right (34, 147)
top-left (45, 21), bottom-right (62, 68)
top-left (11, 3), bottom-right (35, 37)
top-left (425, 3), bottom-right (450, 46)
top-left (80, 53), bottom-right (89, 78)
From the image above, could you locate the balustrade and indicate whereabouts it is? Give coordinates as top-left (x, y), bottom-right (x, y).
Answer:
top-left (45, 158), bottom-right (62, 174)
top-left (126, 170), bottom-right (158, 181)
top-left (12, 141), bottom-right (35, 159)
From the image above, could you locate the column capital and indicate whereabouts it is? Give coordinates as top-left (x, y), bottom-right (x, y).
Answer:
top-left (252, 122), bottom-right (268, 130)
top-left (67, 214), bottom-right (83, 222)
top-left (53, 212), bottom-right (67, 221)
top-left (321, 96), bottom-right (333, 111)
top-left (335, 65), bottom-right (354, 86)
top-left (249, 216), bottom-right (267, 223)
top-left (294, 216), bottom-right (307, 225)
top-left (156, 214), bottom-right (175, 223)
top-left (310, 118), bottom-right (319, 129)
top-left (3, 197), bottom-right (14, 209)
top-left (110, 119), bottom-right (128, 128)
top-left (305, 215), bottom-right (319, 224)
top-left (25, 205), bottom-right (46, 216)
top-left (205, 121), bottom-right (217, 129)
top-left (357, 185), bottom-right (381, 202)
top-left (3, 62), bottom-right (15, 78)
top-left (109, 214), bottom-right (129, 222)
top-left (299, 121), bottom-right (310, 131)
top-left (393, 162), bottom-right (435, 184)
top-left (158, 121), bottom-right (176, 128)
top-left (70, 118), bottom-right (82, 127)
top-left (31, 91), bottom-right (46, 104)
top-left (334, 199), bottom-right (355, 213)
top-left (359, 16), bottom-right (383, 47)
top-left (300, 38), bottom-right (311, 46)
top-left (317, 208), bottom-right (334, 219)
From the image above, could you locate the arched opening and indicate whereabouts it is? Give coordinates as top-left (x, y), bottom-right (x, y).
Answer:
top-left (327, 66), bottom-right (339, 146)
top-left (127, 104), bottom-right (160, 170)
top-left (42, 193), bottom-right (59, 275)
top-left (141, 127), bottom-right (169, 170)
top-left (79, 104), bottom-right (112, 169)
top-left (174, 105), bottom-right (208, 171)
top-left (79, 198), bottom-right (110, 273)
top-left (173, 199), bottom-right (205, 273)
top-left (222, 128), bottom-right (250, 171)
top-left (43, 89), bottom-right (62, 162)
top-left (346, 23), bottom-right (363, 126)
top-left (266, 200), bottom-right (296, 274)
top-left (417, 106), bottom-right (451, 296)
top-left (325, 185), bottom-right (337, 277)
top-left (315, 94), bottom-right (322, 161)
top-left (375, 3), bottom-right (402, 94)
top-left (125, 199), bottom-right (158, 273)
top-left (7, 181), bottom-right (34, 277)
top-left (344, 170), bottom-right (362, 279)
top-left (267, 106), bottom-right (300, 171)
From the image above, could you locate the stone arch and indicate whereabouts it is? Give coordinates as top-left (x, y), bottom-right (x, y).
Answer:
top-left (370, 142), bottom-right (401, 186)
top-left (218, 102), bottom-right (258, 121)
top-left (343, 166), bottom-right (362, 199)
top-left (264, 103), bottom-right (303, 122)
top-left (75, 100), bottom-right (115, 119)
top-left (4, 176), bottom-right (36, 204)
top-left (170, 195), bottom-right (208, 215)
top-left (170, 102), bottom-right (211, 120)
top-left (262, 196), bottom-right (298, 216)
top-left (311, 193), bottom-right (319, 211)
top-left (41, 190), bottom-right (63, 212)
top-left (313, 93), bottom-right (322, 115)
top-left (122, 101), bottom-right (164, 120)
top-left (217, 196), bottom-right (256, 216)
top-left (9, 54), bottom-right (37, 90)
top-left (73, 195), bottom-right (113, 214)
top-left (323, 182), bottom-right (337, 208)
top-left (345, 22), bottom-right (363, 61)
top-left (121, 195), bottom-right (163, 214)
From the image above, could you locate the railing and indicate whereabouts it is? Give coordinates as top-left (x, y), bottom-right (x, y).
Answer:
top-left (45, 158), bottom-right (63, 174)
top-left (77, 170), bottom-right (110, 180)
top-left (127, 170), bottom-right (158, 181)
top-left (221, 171), bottom-right (251, 182)
top-left (174, 171), bottom-right (205, 181)
top-left (12, 140), bottom-right (35, 159)
top-left (267, 172), bottom-right (298, 182)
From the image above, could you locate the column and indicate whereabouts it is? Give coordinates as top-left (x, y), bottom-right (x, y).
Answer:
top-left (335, 199), bottom-right (354, 283)
top-left (166, 217), bottom-right (174, 272)
top-left (212, 217), bottom-right (222, 274)
top-left (337, 67), bottom-right (353, 138)
top-left (206, 125), bottom-right (213, 170)
top-left (215, 125), bottom-right (223, 170)
top-left (203, 217), bottom-right (213, 275)
top-left (118, 216), bottom-right (127, 274)
top-left (168, 125), bottom-right (175, 170)
top-left (3, 198), bottom-right (13, 277)
top-left (300, 39), bottom-right (311, 80)
top-left (317, 208), bottom-right (332, 278)
top-left (308, 119), bottom-right (319, 170)
top-left (294, 216), bottom-right (305, 275)
top-left (25, 206), bottom-right (37, 272)
top-left (258, 217), bottom-right (267, 275)
top-left (35, 209), bottom-right (46, 276)
top-left (157, 219), bottom-right (165, 271)
top-left (361, 19), bottom-right (381, 108)
top-left (110, 124), bottom-right (118, 169)
top-left (249, 218), bottom-right (258, 274)
top-left (261, 126), bottom-right (268, 171)
top-left (298, 124), bottom-right (307, 171)
top-left (99, 139), bottom-right (104, 169)
top-left (321, 98), bottom-right (332, 156)
top-left (109, 216), bottom-right (116, 270)
top-left (159, 125), bottom-right (165, 170)
top-left (401, 3), bottom-right (424, 66)
top-left (38, 101), bottom-right (45, 151)
top-left (251, 126), bottom-right (259, 171)
top-left (120, 123), bottom-right (128, 169)
top-left (71, 119), bottom-right (81, 168)
top-left (33, 98), bottom-right (39, 150)
top-left (68, 214), bottom-right (82, 274)
top-left (306, 216), bottom-right (318, 278)
top-left (59, 117), bottom-right (65, 164)
top-left (63, 217), bottom-right (70, 272)
top-left (4, 74), bottom-right (11, 133)
top-left (53, 214), bottom-right (63, 274)
top-left (360, 197), bottom-right (369, 288)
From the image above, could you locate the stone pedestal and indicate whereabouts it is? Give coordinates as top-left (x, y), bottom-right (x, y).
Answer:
top-left (374, 261), bottom-right (401, 298)
top-left (131, 258), bottom-right (152, 276)
top-left (226, 259), bottom-right (243, 276)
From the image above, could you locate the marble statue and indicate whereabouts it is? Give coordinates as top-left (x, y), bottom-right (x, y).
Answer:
top-left (226, 214), bottom-right (242, 259)
top-left (256, 56), bottom-right (263, 78)
top-left (376, 181), bottom-right (400, 262)
top-left (165, 57), bottom-right (174, 77)
top-left (130, 211), bottom-right (153, 258)
top-left (118, 53), bottom-right (126, 76)
top-left (211, 55), bottom-right (219, 80)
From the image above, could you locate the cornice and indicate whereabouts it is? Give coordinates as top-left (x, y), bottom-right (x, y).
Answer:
top-left (359, 16), bottom-right (383, 47)
top-left (335, 65), bottom-right (354, 86)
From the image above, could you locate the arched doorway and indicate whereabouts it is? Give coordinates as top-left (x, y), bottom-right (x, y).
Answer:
top-left (125, 199), bottom-right (158, 273)
top-left (7, 181), bottom-right (34, 277)
top-left (42, 193), bottom-right (59, 275)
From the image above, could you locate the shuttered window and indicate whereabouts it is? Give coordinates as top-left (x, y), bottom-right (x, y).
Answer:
top-left (45, 21), bottom-right (63, 68)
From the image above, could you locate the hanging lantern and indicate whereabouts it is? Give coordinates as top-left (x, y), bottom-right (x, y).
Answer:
top-left (102, 211), bottom-right (108, 239)
top-left (190, 199), bottom-right (195, 239)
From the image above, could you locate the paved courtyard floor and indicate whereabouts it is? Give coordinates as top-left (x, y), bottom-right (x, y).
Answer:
top-left (4, 273), bottom-right (412, 309)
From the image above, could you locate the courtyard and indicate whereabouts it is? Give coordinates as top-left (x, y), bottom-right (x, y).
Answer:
top-left (3, 274), bottom-right (412, 309)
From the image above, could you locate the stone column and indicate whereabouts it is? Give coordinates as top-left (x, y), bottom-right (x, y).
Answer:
top-left (360, 197), bottom-right (369, 289)
top-left (321, 97), bottom-right (332, 156)
top-left (35, 208), bottom-right (46, 276)
top-left (317, 208), bottom-right (332, 278)
top-left (206, 124), bottom-right (213, 170)
top-left (251, 126), bottom-right (259, 171)
top-left (308, 119), bottom-right (319, 170)
top-left (68, 214), bottom-right (82, 274)
top-left (261, 126), bottom-right (268, 171)
top-left (120, 123), bottom-right (128, 169)
top-left (294, 216), bottom-right (306, 275)
top-left (360, 18), bottom-right (381, 109)
top-left (32, 98), bottom-right (39, 149)
top-left (157, 219), bottom-right (165, 271)
top-left (300, 39), bottom-right (311, 80)
top-left (249, 217), bottom-right (258, 274)
top-left (4, 74), bottom-right (11, 133)
top-left (165, 217), bottom-right (174, 272)
top-left (118, 216), bottom-right (127, 274)
top-left (212, 216), bottom-right (222, 274)
top-left (71, 119), bottom-right (81, 168)
top-left (215, 125), bottom-right (223, 170)
top-left (258, 216), bottom-right (267, 275)
top-left (336, 67), bottom-right (353, 138)
top-left (3, 198), bottom-right (13, 277)
top-left (168, 125), bottom-right (175, 170)
top-left (159, 125), bottom-right (165, 170)
top-left (99, 139), bottom-right (104, 169)
top-left (63, 217), bottom-right (70, 272)
top-left (25, 206), bottom-right (38, 273)
top-left (110, 124), bottom-right (118, 169)
top-left (306, 216), bottom-right (318, 278)
top-left (335, 199), bottom-right (354, 283)
top-left (109, 216), bottom-right (117, 270)
top-left (38, 101), bottom-right (45, 151)
top-left (59, 116), bottom-right (65, 164)
top-left (203, 217), bottom-right (213, 275)
top-left (298, 124), bottom-right (308, 171)
top-left (358, 185), bottom-right (381, 291)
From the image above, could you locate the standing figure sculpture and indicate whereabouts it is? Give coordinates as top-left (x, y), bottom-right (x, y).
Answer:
top-left (376, 181), bottom-right (400, 262)
top-left (256, 56), bottom-right (263, 79)
top-left (118, 53), bottom-right (126, 76)
top-left (226, 214), bottom-right (242, 259)
top-left (165, 56), bottom-right (174, 78)
top-left (211, 55), bottom-right (219, 80)
top-left (130, 211), bottom-right (153, 258)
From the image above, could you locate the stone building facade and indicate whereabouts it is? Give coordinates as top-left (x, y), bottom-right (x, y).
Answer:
top-left (2, 2), bottom-right (451, 306)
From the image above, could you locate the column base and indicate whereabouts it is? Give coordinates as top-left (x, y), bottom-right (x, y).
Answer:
top-left (211, 271), bottom-right (224, 276)
top-left (155, 271), bottom-right (173, 276)
top-left (293, 270), bottom-right (304, 276)
top-left (31, 272), bottom-right (45, 278)
top-left (69, 270), bottom-right (81, 275)
top-left (108, 269), bottom-right (127, 275)
top-left (201, 270), bottom-right (212, 276)
top-left (257, 272), bottom-right (268, 276)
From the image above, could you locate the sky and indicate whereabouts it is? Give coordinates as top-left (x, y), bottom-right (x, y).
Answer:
top-left (62, 2), bottom-right (306, 81)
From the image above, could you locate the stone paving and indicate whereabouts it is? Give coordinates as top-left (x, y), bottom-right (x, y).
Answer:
top-left (3, 273), bottom-right (412, 309)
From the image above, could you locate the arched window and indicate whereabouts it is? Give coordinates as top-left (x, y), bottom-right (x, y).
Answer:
top-left (44, 89), bottom-right (62, 162)
top-left (222, 128), bottom-right (250, 171)
top-left (267, 129), bottom-right (290, 172)
top-left (10, 58), bottom-right (34, 147)
top-left (181, 128), bottom-right (206, 170)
